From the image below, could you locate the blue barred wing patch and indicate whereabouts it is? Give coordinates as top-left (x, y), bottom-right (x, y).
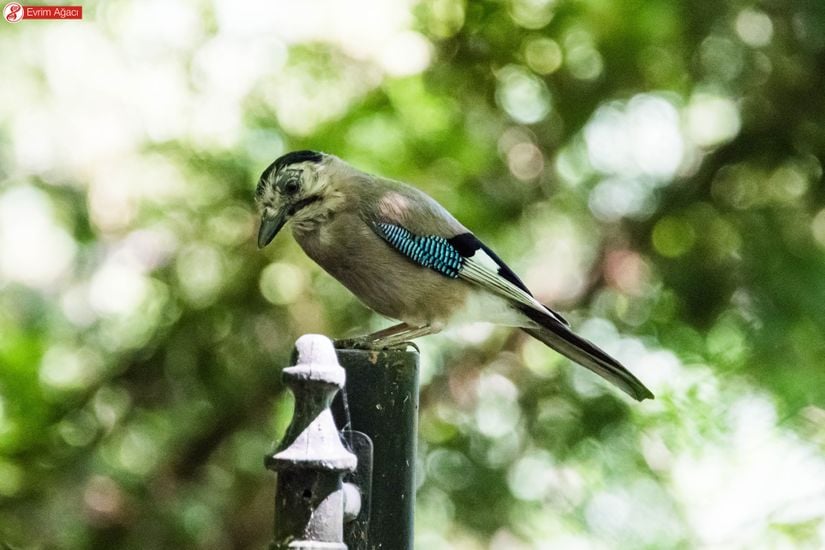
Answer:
top-left (374, 223), bottom-right (463, 278)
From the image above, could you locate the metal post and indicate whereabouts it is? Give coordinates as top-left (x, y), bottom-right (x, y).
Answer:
top-left (266, 335), bottom-right (358, 550)
top-left (333, 347), bottom-right (419, 550)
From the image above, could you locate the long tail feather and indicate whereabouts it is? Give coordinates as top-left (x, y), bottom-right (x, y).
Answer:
top-left (520, 310), bottom-right (653, 401)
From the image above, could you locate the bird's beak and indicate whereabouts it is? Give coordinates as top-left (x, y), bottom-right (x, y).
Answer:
top-left (257, 208), bottom-right (289, 249)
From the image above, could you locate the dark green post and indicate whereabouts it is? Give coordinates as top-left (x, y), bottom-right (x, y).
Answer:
top-left (334, 347), bottom-right (419, 550)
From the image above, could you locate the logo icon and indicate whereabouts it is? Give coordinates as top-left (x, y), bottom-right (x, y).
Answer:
top-left (4, 2), bottom-right (23, 22)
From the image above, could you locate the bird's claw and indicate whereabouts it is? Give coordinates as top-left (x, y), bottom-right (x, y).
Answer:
top-left (333, 338), bottom-right (376, 350)
top-left (333, 338), bottom-right (419, 352)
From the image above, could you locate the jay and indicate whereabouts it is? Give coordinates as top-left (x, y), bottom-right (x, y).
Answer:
top-left (256, 150), bottom-right (653, 401)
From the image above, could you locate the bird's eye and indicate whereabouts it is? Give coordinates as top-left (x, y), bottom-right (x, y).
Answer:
top-left (283, 180), bottom-right (300, 195)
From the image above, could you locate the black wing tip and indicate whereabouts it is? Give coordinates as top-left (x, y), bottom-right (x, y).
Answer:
top-left (518, 303), bottom-right (568, 330)
top-left (540, 302), bottom-right (569, 326)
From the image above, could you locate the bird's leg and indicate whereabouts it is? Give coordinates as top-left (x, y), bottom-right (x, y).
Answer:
top-left (366, 323), bottom-right (414, 340)
top-left (334, 322), bottom-right (411, 350)
top-left (334, 323), bottom-right (435, 350)
top-left (371, 324), bottom-right (435, 349)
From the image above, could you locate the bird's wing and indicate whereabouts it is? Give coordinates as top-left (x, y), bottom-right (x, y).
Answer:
top-left (370, 221), bottom-right (568, 326)
top-left (371, 221), bottom-right (652, 400)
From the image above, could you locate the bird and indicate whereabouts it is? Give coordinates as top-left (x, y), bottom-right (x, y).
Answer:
top-left (255, 150), bottom-right (653, 401)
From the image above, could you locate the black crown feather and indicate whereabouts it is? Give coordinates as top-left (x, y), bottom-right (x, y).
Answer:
top-left (274, 150), bottom-right (324, 170)
top-left (256, 150), bottom-right (324, 198)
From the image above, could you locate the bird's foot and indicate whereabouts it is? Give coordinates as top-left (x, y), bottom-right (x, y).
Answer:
top-left (333, 337), bottom-right (419, 352)
top-left (334, 323), bottom-right (430, 351)
top-left (333, 337), bottom-right (376, 350)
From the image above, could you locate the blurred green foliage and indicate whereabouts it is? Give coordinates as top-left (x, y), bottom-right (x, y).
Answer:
top-left (1, 0), bottom-right (825, 548)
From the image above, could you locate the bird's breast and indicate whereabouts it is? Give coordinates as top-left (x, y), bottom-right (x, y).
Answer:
top-left (292, 213), bottom-right (471, 327)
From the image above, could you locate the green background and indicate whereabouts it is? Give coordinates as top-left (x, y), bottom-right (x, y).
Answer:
top-left (1, 0), bottom-right (824, 548)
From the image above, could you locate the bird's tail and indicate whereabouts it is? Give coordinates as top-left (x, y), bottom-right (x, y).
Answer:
top-left (520, 309), bottom-right (654, 401)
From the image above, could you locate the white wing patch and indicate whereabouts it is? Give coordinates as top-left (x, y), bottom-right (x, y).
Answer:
top-left (459, 252), bottom-right (568, 326)
top-left (473, 248), bottom-right (502, 272)
top-left (461, 256), bottom-right (544, 310)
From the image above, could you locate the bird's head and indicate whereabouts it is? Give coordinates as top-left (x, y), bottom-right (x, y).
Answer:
top-left (255, 150), bottom-right (333, 248)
